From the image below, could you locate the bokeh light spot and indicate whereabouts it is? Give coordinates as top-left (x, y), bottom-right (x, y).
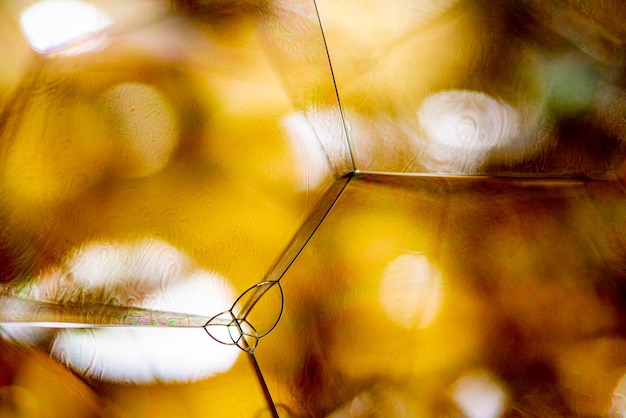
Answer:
top-left (281, 111), bottom-right (334, 191)
top-left (20, 0), bottom-right (113, 56)
top-left (378, 253), bottom-right (443, 329)
top-left (10, 238), bottom-right (241, 383)
top-left (101, 82), bottom-right (179, 177)
top-left (450, 369), bottom-right (508, 418)
top-left (417, 90), bottom-right (521, 172)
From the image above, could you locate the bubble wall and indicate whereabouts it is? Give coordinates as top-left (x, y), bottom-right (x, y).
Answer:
top-left (2, 0), bottom-right (626, 417)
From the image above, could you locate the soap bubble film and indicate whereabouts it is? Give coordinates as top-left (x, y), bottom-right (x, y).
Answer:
top-left (3, 0), bottom-right (626, 417)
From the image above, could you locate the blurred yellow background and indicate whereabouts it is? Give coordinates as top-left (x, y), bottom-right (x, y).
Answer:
top-left (2, 1), bottom-right (626, 417)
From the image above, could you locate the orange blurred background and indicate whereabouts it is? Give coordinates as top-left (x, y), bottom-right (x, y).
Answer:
top-left (2, 1), bottom-right (626, 417)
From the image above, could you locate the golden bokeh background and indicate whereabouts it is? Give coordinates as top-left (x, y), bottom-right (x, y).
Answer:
top-left (2, 0), bottom-right (626, 417)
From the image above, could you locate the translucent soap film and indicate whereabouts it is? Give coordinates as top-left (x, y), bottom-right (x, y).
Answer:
top-left (3, 0), bottom-right (626, 417)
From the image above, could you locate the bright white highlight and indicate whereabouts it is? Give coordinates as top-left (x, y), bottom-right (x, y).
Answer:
top-left (450, 370), bottom-right (508, 418)
top-left (66, 238), bottom-right (192, 294)
top-left (51, 272), bottom-right (238, 383)
top-left (281, 111), bottom-right (334, 191)
top-left (20, 0), bottom-right (113, 56)
top-left (378, 253), bottom-right (442, 329)
top-left (418, 90), bottom-right (530, 173)
top-left (4, 238), bottom-right (239, 383)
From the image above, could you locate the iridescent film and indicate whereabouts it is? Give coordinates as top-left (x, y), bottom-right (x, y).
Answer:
top-left (2, 1), bottom-right (626, 417)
